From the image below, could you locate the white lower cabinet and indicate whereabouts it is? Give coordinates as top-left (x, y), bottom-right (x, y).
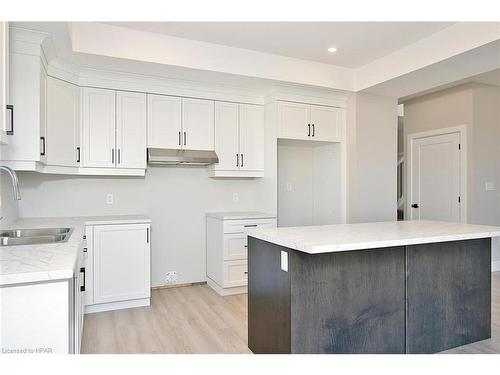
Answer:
top-left (84, 222), bottom-right (151, 313)
top-left (206, 212), bottom-right (276, 296)
top-left (0, 241), bottom-right (86, 354)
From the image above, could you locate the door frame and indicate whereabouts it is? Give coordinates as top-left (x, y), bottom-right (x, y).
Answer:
top-left (406, 125), bottom-right (467, 223)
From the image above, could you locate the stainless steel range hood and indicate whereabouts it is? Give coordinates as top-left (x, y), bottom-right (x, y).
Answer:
top-left (147, 148), bottom-right (219, 166)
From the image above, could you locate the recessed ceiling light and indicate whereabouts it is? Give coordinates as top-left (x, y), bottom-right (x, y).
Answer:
top-left (327, 47), bottom-right (337, 53)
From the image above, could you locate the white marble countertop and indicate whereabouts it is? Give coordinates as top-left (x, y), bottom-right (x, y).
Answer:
top-left (206, 211), bottom-right (277, 220)
top-left (0, 215), bottom-right (151, 286)
top-left (248, 220), bottom-right (500, 254)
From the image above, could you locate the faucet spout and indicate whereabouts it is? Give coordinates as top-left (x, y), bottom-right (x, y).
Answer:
top-left (0, 165), bottom-right (21, 200)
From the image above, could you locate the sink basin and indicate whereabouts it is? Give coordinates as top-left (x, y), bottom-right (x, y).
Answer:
top-left (0, 227), bottom-right (73, 246)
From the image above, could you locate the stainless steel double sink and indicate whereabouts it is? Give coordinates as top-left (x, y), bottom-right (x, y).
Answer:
top-left (0, 227), bottom-right (73, 246)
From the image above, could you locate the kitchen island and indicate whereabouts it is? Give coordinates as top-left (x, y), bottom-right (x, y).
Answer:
top-left (247, 220), bottom-right (500, 354)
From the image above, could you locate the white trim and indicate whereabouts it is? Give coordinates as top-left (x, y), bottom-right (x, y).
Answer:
top-left (84, 298), bottom-right (150, 314)
top-left (492, 261), bottom-right (500, 273)
top-left (206, 277), bottom-right (247, 296)
top-left (406, 125), bottom-right (468, 223)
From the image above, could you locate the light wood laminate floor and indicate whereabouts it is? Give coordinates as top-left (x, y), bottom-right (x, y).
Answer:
top-left (81, 272), bottom-right (500, 354)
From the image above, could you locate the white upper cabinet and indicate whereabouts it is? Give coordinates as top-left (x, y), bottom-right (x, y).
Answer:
top-left (147, 95), bottom-right (215, 151)
top-left (182, 98), bottom-right (214, 151)
top-left (310, 105), bottom-right (343, 142)
top-left (277, 101), bottom-right (344, 142)
top-left (147, 94), bottom-right (181, 149)
top-left (0, 48), bottom-right (46, 165)
top-left (82, 87), bottom-right (116, 168)
top-left (0, 22), bottom-right (9, 145)
top-left (45, 77), bottom-right (80, 167)
top-left (209, 102), bottom-right (264, 178)
top-left (278, 101), bottom-right (309, 140)
top-left (239, 104), bottom-right (264, 172)
top-left (214, 101), bottom-right (239, 171)
top-left (116, 91), bottom-right (147, 169)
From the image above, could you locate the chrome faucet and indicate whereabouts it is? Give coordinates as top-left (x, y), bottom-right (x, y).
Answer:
top-left (0, 165), bottom-right (21, 200)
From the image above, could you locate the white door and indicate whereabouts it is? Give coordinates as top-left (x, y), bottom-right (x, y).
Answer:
top-left (310, 105), bottom-right (342, 142)
top-left (116, 91), bottom-right (147, 169)
top-left (93, 224), bottom-right (151, 304)
top-left (82, 87), bottom-right (116, 168)
top-left (214, 101), bottom-right (239, 171)
top-left (410, 132), bottom-right (462, 222)
top-left (147, 94), bottom-right (181, 149)
top-left (239, 104), bottom-right (264, 171)
top-left (182, 98), bottom-right (215, 151)
top-left (277, 101), bottom-right (310, 140)
top-left (46, 77), bottom-right (80, 167)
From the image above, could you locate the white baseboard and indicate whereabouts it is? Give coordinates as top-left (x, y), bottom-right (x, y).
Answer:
top-left (492, 261), bottom-right (500, 273)
top-left (206, 277), bottom-right (247, 296)
top-left (85, 298), bottom-right (150, 314)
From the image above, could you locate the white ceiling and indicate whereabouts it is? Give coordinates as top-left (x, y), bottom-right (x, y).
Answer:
top-left (104, 22), bottom-right (454, 68)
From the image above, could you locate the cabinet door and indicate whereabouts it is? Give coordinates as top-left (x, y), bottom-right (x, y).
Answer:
top-left (0, 22), bottom-right (8, 145)
top-left (239, 104), bottom-right (264, 171)
top-left (182, 98), bottom-right (215, 151)
top-left (214, 101), bottom-right (239, 171)
top-left (82, 87), bottom-right (116, 168)
top-left (45, 77), bottom-right (80, 167)
top-left (310, 105), bottom-right (343, 142)
top-left (93, 224), bottom-right (150, 304)
top-left (147, 94), bottom-right (181, 149)
top-left (116, 91), bottom-right (146, 169)
top-left (277, 101), bottom-right (310, 140)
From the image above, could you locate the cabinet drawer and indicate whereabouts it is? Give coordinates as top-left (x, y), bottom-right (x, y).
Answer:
top-left (223, 260), bottom-right (248, 288)
top-left (223, 218), bottom-right (276, 234)
top-left (223, 233), bottom-right (247, 261)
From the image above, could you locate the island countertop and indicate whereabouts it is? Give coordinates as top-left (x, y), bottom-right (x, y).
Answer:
top-left (247, 220), bottom-right (500, 254)
top-left (0, 215), bottom-right (151, 286)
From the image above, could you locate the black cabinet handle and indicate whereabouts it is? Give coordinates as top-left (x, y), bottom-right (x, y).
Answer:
top-left (308, 124), bottom-right (311, 137)
top-left (40, 137), bottom-right (46, 156)
top-left (244, 271), bottom-right (248, 275)
top-left (312, 124), bottom-right (315, 137)
top-left (244, 224), bottom-right (258, 228)
top-left (241, 154), bottom-right (244, 167)
top-left (76, 147), bottom-right (80, 163)
top-left (111, 149), bottom-right (115, 164)
top-left (6, 105), bottom-right (13, 135)
top-left (80, 267), bottom-right (86, 292)
top-left (236, 154), bottom-right (239, 167)
top-left (183, 131), bottom-right (187, 146)
top-left (178, 131), bottom-right (181, 146)
top-left (117, 149), bottom-right (121, 164)
top-left (411, 203), bottom-right (419, 208)
top-left (147, 227), bottom-right (150, 243)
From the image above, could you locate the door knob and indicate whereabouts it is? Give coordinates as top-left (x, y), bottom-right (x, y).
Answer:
top-left (411, 203), bottom-right (419, 208)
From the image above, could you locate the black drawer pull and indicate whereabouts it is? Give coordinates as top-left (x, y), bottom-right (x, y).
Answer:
top-left (244, 224), bottom-right (258, 227)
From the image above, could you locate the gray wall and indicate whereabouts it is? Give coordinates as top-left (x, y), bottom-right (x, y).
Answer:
top-left (403, 83), bottom-right (500, 262)
top-left (18, 167), bottom-right (267, 286)
top-left (347, 92), bottom-right (398, 223)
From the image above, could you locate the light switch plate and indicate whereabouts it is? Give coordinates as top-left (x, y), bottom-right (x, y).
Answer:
top-left (281, 250), bottom-right (288, 272)
top-left (286, 182), bottom-right (293, 192)
top-left (232, 193), bottom-right (239, 202)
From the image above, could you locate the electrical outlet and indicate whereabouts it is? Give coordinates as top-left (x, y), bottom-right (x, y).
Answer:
top-left (485, 182), bottom-right (495, 191)
top-left (106, 193), bottom-right (114, 205)
top-left (232, 193), bottom-right (239, 202)
top-left (165, 271), bottom-right (178, 285)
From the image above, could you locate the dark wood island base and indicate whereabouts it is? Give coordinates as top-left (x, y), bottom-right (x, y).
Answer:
top-left (248, 237), bottom-right (491, 354)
